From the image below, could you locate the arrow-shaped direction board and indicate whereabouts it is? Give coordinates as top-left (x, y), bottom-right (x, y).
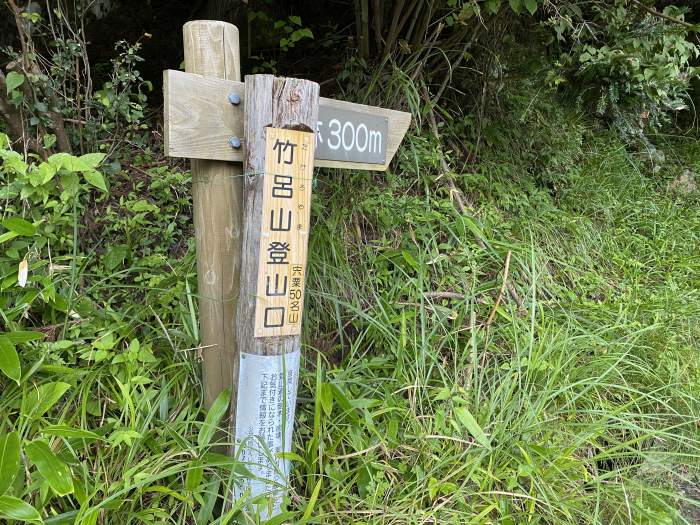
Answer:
top-left (163, 69), bottom-right (411, 171)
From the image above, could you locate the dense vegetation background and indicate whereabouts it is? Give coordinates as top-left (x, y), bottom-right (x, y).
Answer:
top-left (1, 0), bottom-right (700, 523)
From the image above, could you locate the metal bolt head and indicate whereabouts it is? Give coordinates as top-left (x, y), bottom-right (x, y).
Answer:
top-left (229, 136), bottom-right (242, 149)
top-left (228, 92), bottom-right (241, 105)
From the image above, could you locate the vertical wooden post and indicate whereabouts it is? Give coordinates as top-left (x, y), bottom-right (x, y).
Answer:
top-left (356, 0), bottom-right (370, 59)
top-left (237, 74), bottom-right (319, 365)
top-left (183, 21), bottom-right (242, 409)
top-left (233, 75), bottom-right (319, 516)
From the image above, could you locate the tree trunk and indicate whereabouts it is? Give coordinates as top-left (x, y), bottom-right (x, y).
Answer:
top-left (0, 70), bottom-right (27, 148)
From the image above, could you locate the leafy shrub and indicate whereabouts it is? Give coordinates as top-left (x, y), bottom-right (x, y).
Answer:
top-left (1, 3), bottom-right (151, 156)
top-left (0, 134), bottom-right (108, 327)
top-left (0, 133), bottom-right (242, 523)
top-left (548, 1), bottom-right (698, 141)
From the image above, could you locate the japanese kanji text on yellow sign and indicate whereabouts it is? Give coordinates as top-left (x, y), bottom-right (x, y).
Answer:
top-left (254, 128), bottom-right (314, 337)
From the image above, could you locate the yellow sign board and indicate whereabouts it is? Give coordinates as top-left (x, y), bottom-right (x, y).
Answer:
top-left (254, 128), bottom-right (315, 337)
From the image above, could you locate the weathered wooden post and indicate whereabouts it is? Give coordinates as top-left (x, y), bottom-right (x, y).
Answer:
top-left (164, 29), bottom-right (410, 517)
top-left (181, 21), bottom-right (242, 409)
top-left (231, 74), bottom-right (319, 517)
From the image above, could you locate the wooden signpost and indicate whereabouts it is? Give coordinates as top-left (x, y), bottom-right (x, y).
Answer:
top-left (165, 20), bottom-right (410, 518)
top-left (164, 69), bottom-right (410, 171)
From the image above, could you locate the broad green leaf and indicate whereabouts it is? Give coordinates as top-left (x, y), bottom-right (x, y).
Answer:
top-left (454, 407), bottom-right (491, 449)
top-left (42, 425), bottom-right (102, 440)
top-left (128, 199), bottom-right (159, 213)
top-left (0, 231), bottom-right (19, 244)
top-left (42, 134), bottom-right (57, 150)
top-left (265, 511), bottom-right (296, 525)
top-left (83, 170), bottom-right (107, 192)
top-left (1, 217), bottom-right (35, 237)
top-left (330, 384), bottom-right (358, 421)
top-left (485, 0), bottom-right (501, 15)
top-left (25, 440), bottom-right (74, 496)
top-left (319, 383), bottom-right (333, 416)
top-left (22, 382), bottom-right (71, 418)
top-left (28, 161), bottom-right (55, 186)
top-left (107, 429), bottom-right (141, 447)
top-left (47, 153), bottom-right (91, 173)
top-left (195, 479), bottom-right (220, 524)
top-left (185, 459), bottom-right (203, 491)
top-left (198, 389), bottom-right (230, 448)
top-left (523, 0), bottom-right (537, 14)
top-left (5, 72), bottom-right (24, 94)
top-left (508, 0), bottom-right (521, 13)
top-left (0, 495), bottom-right (42, 523)
top-left (74, 509), bottom-right (97, 525)
top-left (0, 432), bottom-right (20, 495)
top-left (43, 510), bottom-right (78, 524)
top-left (4, 331), bottom-right (44, 344)
top-left (28, 166), bottom-right (46, 187)
top-left (37, 163), bottom-right (57, 185)
top-left (58, 172), bottom-right (80, 200)
top-left (401, 250), bottom-right (419, 272)
top-left (92, 333), bottom-right (116, 351)
top-left (428, 477), bottom-right (440, 499)
top-left (0, 336), bottom-right (21, 383)
top-left (277, 451), bottom-right (305, 462)
top-left (433, 387), bottom-right (452, 401)
top-left (290, 28), bottom-right (313, 42)
top-left (103, 245), bottom-right (129, 271)
top-left (300, 478), bottom-right (322, 524)
top-left (78, 153), bottom-right (106, 169)
top-left (0, 150), bottom-right (27, 175)
top-left (48, 153), bottom-right (74, 171)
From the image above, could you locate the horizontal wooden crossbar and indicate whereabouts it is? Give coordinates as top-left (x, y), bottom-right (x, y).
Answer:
top-left (163, 69), bottom-right (411, 171)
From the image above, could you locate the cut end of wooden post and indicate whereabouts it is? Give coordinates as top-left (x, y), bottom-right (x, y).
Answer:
top-left (184, 20), bottom-right (240, 80)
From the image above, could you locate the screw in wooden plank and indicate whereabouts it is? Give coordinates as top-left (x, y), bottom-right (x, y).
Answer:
top-left (229, 136), bottom-right (242, 148)
top-left (228, 92), bottom-right (241, 105)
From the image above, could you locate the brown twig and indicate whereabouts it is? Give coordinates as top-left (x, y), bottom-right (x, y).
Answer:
top-left (630, 0), bottom-right (695, 30)
top-left (0, 70), bottom-right (28, 149)
top-left (7, 0), bottom-right (72, 154)
top-left (420, 83), bottom-right (525, 314)
top-left (409, 21), bottom-right (446, 83)
top-left (423, 291), bottom-right (469, 301)
top-left (420, 83), bottom-right (485, 249)
top-left (371, 0), bottom-right (384, 52)
top-left (485, 250), bottom-right (511, 329)
top-left (506, 281), bottom-right (525, 311)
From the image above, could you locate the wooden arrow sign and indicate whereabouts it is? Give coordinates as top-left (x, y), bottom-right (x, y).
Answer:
top-left (163, 69), bottom-right (411, 171)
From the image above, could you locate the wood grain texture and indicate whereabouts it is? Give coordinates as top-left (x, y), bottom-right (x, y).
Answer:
top-left (235, 75), bottom-right (319, 370)
top-left (163, 69), bottom-right (410, 171)
top-left (163, 71), bottom-right (244, 161)
top-left (182, 21), bottom-right (242, 410)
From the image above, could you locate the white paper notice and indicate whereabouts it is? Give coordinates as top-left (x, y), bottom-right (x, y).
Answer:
top-left (233, 350), bottom-right (300, 518)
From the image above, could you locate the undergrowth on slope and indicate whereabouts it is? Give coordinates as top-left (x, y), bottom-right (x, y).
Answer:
top-left (1, 81), bottom-right (699, 525)
top-left (297, 85), bottom-right (700, 524)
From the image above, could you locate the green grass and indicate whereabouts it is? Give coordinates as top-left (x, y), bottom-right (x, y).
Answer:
top-left (294, 118), bottom-right (700, 523)
top-left (1, 90), bottom-right (699, 524)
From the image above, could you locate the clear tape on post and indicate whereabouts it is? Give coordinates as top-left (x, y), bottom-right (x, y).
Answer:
top-left (233, 350), bottom-right (301, 518)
